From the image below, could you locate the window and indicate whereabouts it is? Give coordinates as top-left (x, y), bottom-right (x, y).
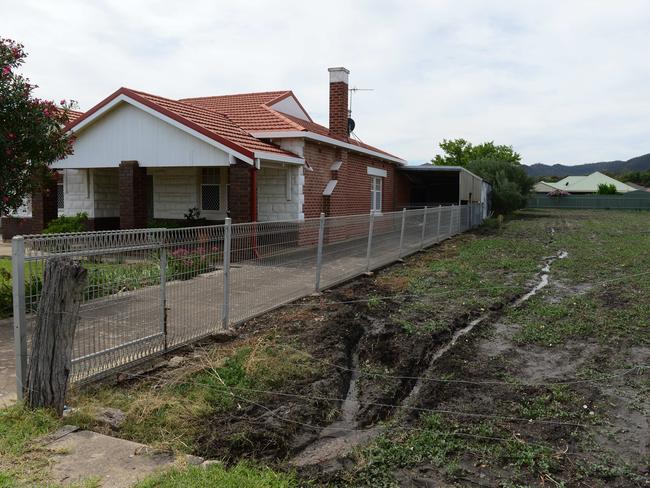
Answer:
top-left (57, 181), bottom-right (64, 209)
top-left (201, 168), bottom-right (220, 211)
top-left (370, 176), bottom-right (382, 212)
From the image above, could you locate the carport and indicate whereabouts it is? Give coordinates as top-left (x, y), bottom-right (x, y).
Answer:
top-left (396, 165), bottom-right (484, 208)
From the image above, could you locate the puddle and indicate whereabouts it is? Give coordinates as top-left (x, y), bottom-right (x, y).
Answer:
top-left (514, 250), bottom-right (568, 306)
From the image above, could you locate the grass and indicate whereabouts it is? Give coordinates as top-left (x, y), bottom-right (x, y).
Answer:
top-left (505, 210), bottom-right (650, 346)
top-left (66, 336), bottom-right (321, 453)
top-left (134, 461), bottom-right (298, 488)
top-left (342, 414), bottom-right (560, 487)
top-left (375, 214), bottom-right (552, 335)
top-left (0, 404), bottom-right (61, 486)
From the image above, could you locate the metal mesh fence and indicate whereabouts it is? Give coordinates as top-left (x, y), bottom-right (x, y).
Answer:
top-left (12, 204), bottom-right (484, 392)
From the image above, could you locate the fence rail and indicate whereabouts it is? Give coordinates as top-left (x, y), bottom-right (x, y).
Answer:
top-left (527, 195), bottom-right (650, 210)
top-left (12, 204), bottom-right (484, 396)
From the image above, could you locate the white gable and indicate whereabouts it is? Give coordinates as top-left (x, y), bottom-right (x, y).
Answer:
top-left (269, 95), bottom-right (310, 121)
top-left (52, 102), bottom-right (232, 169)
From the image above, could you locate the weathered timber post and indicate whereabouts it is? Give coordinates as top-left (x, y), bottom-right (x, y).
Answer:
top-left (26, 257), bottom-right (87, 416)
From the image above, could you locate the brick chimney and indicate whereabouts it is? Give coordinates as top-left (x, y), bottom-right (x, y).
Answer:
top-left (328, 67), bottom-right (350, 140)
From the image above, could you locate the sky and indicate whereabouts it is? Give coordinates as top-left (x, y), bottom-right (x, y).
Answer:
top-left (3, 0), bottom-right (650, 166)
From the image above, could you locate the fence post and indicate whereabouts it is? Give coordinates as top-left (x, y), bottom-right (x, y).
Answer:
top-left (314, 213), bottom-right (325, 292)
top-left (365, 212), bottom-right (375, 273)
top-left (222, 218), bottom-right (232, 329)
top-left (448, 206), bottom-right (454, 236)
top-left (12, 236), bottom-right (27, 401)
top-left (420, 206), bottom-right (428, 250)
top-left (159, 240), bottom-right (167, 351)
top-left (436, 205), bottom-right (442, 241)
top-left (398, 208), bottom-right (406, 259)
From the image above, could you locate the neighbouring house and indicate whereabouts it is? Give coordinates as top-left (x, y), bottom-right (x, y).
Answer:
top-left (534, 171), bottom-right (637, 194)
top-left (1, 67), bottom-right (409, 239)
top-left (626, 182), bottom-right (650, 192)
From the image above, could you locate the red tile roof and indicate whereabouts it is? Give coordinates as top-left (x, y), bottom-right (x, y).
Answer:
top-left (67, 88), bottom-right (297, 160)
top-left (68, 109), bottom-right (84, 123)
top-left (182, 92), bottom-right (401, 160)
top-left (69, 87), bottom-right (401, 163)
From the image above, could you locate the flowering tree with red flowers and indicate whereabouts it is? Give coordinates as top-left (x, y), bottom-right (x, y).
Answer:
top-left (0, 38), bottom-right (75, 215)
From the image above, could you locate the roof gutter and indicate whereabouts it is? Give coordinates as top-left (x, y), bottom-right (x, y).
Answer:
top-left (251, 130), bottom-right (406, 165)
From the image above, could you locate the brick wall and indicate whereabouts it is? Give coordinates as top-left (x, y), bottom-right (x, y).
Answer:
top-left (302, 140), bottom-right (397, 219)
top-left (228, 160), bottom-right (252, 223)
top-left (1, 217), bottom-right (33, 240)
top-left (119, 161), bottom-right (148, 229)
top-left (394, 171), bottom-right (412, 209)
top-left (329, 81), bottom-right (349, 140)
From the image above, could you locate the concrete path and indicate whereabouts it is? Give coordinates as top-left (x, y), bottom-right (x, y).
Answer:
top-left (42, 427), bottom-right (184, 487)
top-left (0, 318), bottom-right (15, 407)
top-left (0, 242), bottom-right (11, 257)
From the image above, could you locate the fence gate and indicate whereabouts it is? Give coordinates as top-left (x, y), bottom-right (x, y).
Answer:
top-left (13, 229), bottom-right (168, 393)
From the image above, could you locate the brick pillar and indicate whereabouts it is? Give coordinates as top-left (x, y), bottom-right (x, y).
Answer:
top-left (328, 67), bottom-right (350, 140)
top-left (119, 161), bottom-right (148, 229)
top-left (228, 160), bottom-right (253, 223)
top-left (31, 177), bottom-right (58, 234)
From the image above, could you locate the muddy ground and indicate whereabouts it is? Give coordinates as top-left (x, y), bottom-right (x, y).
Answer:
top-left (68, 210), bottom-right (649, 487)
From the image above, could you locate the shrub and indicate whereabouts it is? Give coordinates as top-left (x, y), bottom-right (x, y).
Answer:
top-left (597, 183), bottom-right (617, 195)
top-left (43, 212), bottom-right (88, 234)
top-left (168, 245), bottom-right (221, 280)
top-left (467, 158), bottom-right (533, 215)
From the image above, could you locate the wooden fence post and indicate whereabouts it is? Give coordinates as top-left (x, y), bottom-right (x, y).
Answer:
top-left (26, 257), bottom-right (87, 416)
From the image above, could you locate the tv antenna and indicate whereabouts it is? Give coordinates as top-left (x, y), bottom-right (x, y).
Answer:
top-left (348, 86), bottom-right (374, 115)
top-left (348, 86), bottom-right (374, 136)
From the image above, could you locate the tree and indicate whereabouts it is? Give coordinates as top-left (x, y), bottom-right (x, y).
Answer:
top-left (466, 158), bottom-right (534, 214)
top-left (0, 38), bottom-right (75, 215)
top-left (432, 138), bottom-right (521, 167)
top-left (432, 138), bottom-right (531, 215)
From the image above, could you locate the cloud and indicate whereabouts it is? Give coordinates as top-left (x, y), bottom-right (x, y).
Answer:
top-left (4, 0), bottom-right (650, 165)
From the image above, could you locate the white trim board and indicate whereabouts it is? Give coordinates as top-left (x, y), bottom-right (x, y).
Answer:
top-left (250, 130), bottom-right (406, 165)
top-left (367, 167), bottom-right (387, 177)
top-left (323, 180), bottom-right (338, 196)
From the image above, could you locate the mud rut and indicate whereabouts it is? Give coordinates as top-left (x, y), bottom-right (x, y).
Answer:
top-left (290, 247), bottom-right (569, 469)
top-left (192, 225), bottom-right (572, 476)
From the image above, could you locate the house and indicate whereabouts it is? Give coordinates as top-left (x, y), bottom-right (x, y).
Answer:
top-left (534, 171), bottom-right (637, 194)
top-left (626, 182), bottom-right (650, 192)
top-left (1, 67), bottom-right (413, 240)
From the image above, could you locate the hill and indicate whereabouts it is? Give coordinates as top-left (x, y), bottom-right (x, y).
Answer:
top-left (524, 153), bottom-right (650, 178)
